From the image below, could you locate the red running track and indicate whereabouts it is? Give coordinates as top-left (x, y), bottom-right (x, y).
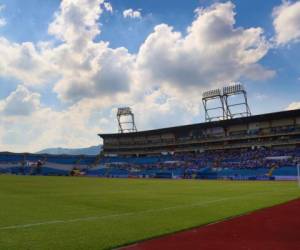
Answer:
top-left (121, 199), bottom-right (300, 250)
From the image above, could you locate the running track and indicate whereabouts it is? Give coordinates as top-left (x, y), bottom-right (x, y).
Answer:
top-left (121, 199), bottom-right (300, 250)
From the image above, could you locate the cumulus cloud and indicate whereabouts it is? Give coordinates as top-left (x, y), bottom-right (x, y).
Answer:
top-left (48, 0), bottom-right (104, 50)
top-left (0, 85), bottom-right (41, 116)
top-left (273, 1), bottom-right (300, 45)
top-left (0, 18), bottom-right (6, 28)
top-left (43, 0), bottom-right (135, 102)
top-left (53, 44), bottom-right (135, 101)
top-left (0, 4), bottom-right (6, 27)
top-left (137, 2), bottom-right (273, 93)
top-left (0, 1), bottom-right (276, 151)
top-left (0, 1), bottom-right (273, 102)
top-left (132, 88), bottom-right (200, 130)
top-left (286, 102), bottom-right (300, 110)
top-left (123, 8), bottom-right (142, 19)
top-left (103, 2), bottom-right (113, 13)
top-left (0, 38), bottom-right (58, 85)
top-left (0, 87), bottom-right (113, 152)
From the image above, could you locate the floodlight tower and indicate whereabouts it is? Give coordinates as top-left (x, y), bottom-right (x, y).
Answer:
top-left (117, 107), bottom-right (137, 133)
top-left (222, 83), bottom-right (251, 119)
top-left (202, 88), bottom-right (226, 122)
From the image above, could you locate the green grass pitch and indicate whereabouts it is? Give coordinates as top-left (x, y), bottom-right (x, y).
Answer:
top-left (0, 175), bottom-right (299, 250)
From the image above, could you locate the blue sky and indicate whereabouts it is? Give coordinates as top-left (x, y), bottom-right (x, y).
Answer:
top-left (0, 0), bottom-right (300, 152)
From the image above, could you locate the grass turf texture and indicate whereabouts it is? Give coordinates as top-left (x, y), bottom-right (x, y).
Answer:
top-left (0, 175), bottom-right (299, 250)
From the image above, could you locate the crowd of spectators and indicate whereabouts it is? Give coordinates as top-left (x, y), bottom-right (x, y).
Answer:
top-left (1, 147), bottom-right (299, 177)
top-left (102, 147), bottom-right (300, 173)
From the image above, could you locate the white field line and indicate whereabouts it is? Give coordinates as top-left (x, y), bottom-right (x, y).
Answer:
top-left (0, 198), bottom-right (231, 230)
top-left (0, 188), bottom-right (298, 231)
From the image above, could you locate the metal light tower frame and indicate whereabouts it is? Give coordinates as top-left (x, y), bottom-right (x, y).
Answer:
top-left (202, 88), bottom-right (226, 122)
top-left (117, 107), bottom-right (137, 133)
top-left (222, 83), bottom-right (251, 119)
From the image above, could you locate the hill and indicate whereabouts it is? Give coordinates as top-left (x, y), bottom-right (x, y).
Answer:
top-left (36, 145), bottom-right (101, 155)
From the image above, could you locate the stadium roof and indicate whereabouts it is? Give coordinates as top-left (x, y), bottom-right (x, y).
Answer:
top-left (99, 109), bottom-right (300, 138)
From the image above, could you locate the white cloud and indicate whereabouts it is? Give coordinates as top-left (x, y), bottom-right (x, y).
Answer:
top-left (0, 18), bottom-right (6, 28)
top-left (0, 38), bottom-right (58, 85)
top-left (103, 2), bottom-right (113, 13)
top-left (132, 89), bottom-right (200, 130)
top-left (273, 1), bottom-right (300, 45)
top-left (0, 4), bottom-right (6, 27)
top-left (286, 102), bottom-right (300, 110)
top-left (0, 1), bottom-right (273, 102)
top-left (0, 1), bottom-right (276, 151)
top-left (44, 0), bottom-right (135, 102)
top-left (53, 44), bottom-right (135, 102)
top-left (0, 87), bottom-right (113, 152)
top-left (48, 0), bottom-right (104, 51)
top-left (0, 85), bottom-right (41, 116)
top-left (123, 8), bottom-right (142, 19)
top-left (137, 2), bottom-right (273, 94)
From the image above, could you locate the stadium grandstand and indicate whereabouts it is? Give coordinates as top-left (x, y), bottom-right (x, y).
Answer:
top-left (98, 108), bottom-right (300, 180)
top-left (0, 153), bottom-right (97, 176)
top-left (96, 84), bottom-right (300, 181)
top-left (1, 84), bottom-right (300, 181)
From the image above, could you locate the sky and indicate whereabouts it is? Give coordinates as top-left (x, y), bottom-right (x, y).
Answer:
top-left (0, 0), bottom-right (300, 152)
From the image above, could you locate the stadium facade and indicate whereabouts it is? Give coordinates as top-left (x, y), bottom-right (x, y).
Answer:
top-left (99, 109), bottom-right (300, 156)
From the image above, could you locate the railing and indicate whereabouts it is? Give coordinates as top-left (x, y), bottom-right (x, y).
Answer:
top-left (104, 130), bottom-right (300, 150)
top-left (104, 138), bottom-right (300, 156)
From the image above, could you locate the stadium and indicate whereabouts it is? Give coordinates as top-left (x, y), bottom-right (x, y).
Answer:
top-left (1, 84), bottom-right (300, 250)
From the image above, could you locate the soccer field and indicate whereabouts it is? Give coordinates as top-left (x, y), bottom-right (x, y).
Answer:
top-left (0, 175), bottom-right (299, 250)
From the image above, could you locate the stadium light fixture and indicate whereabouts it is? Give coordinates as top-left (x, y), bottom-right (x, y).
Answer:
top-left (202, 83), bottom-right (251, 122)
top-left (117, 107), bottom-right (138, 133)
top-left (222, 83), bottom-right (251, 119)
top-left (202, 88), bottom-right (226, 122)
